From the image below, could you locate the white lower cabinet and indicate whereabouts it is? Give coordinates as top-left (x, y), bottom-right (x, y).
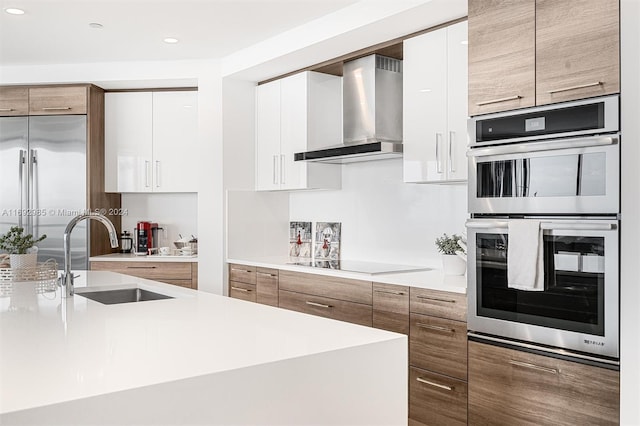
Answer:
top-left (105, 91), bottom-right (198, 193)
top-left (256, 71), bottom-right (342, 191)
top-left (403, 21), bottom-right (468, 183)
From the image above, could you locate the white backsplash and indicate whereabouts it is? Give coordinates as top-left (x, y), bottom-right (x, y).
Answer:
top-left (121, 193), bottom-right (198, 249)
top-left (289, 159), bottom-right (468, 266)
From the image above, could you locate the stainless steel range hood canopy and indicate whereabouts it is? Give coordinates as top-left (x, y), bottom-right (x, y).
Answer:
top-left (295, 54), bottom-right (403, 164)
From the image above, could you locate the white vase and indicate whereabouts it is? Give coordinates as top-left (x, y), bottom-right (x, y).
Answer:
top-left (442, 254), bottom-right (466, 276)
top-left (9, 253), bottom-right (37, 269)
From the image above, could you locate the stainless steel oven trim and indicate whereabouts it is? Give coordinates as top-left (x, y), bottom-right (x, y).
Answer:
top-left (466, 217), bottom-right (619, 359)
top-left (468, 95), bottom-right (619, 147)
top-left (468, 137), bottom-right (620, 214)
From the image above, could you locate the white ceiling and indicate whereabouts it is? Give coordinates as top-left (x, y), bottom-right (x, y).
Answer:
top-left (0, 0), bottom-right (359, 66)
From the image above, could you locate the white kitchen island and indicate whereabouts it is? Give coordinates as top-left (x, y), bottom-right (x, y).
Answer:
top-left (0, 272), bottom-right (407, 425)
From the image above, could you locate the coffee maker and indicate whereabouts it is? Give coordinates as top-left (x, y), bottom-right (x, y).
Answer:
top-left (136, 221), bottom-right (159, 254)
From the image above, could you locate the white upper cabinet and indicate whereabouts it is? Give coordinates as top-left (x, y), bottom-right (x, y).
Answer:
top-left (105, 91), bottom-right (198, 193)
top-left (255, 71), bottom-right (342, 191)
top-left (403, 21), bottom-right (468, 183)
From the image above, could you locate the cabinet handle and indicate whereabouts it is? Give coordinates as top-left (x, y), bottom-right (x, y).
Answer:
top-left (42, 107), bottom-right (72, 111)
top-left (416, 323), bottom-right (455, 333)
top-left (126, 266), bottom-right (157, 269)
top-left (306, 301), bottom-right (332, 309)
top-left (448, 131), bottom-right (455, 173)
top-left (273, 155), bottom-right (279, 185)
top-left (280, 154), bottom-right (285, 185)
top-left (416, 377), bottom-right (453, 391)
top-left (0, 108), bottom-right (14, 112)
top-left (231, 286), bottom-right (252, 292)
top-left (416, 295), bottom-right (456, 304)
top-left (231, 267), bottom-right (253, 273)
top-left (374, 289), bottom-right (405, 296)
top-left (435, 133), bottom-right (443, 173)
top-left (145, 160), bottom-right (151, 187)
top-left (155, 161), bottom-right (161, 188)
top-left (509, 359), bottom-right (559, 375)
top-left (476, 95), bottom-right (522, 106)
top-left (547, 81), bottom-right (602, 94)
top-left (257, 272), bottom-right (277, 277)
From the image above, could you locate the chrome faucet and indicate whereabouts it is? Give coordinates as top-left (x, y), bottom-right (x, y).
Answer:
top-left (60, 212), bottom-right (119, 298)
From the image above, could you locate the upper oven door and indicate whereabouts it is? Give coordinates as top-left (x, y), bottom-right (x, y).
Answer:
top-left (468, 135), bottom-right (619, 214)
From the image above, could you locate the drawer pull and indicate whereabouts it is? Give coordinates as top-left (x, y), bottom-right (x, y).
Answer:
top-left (42, 107), bottom-right (72, 111)
top-left (416, 295), bottom-right (456, 304)
top-left (231, 268), bottom-right (253, 273)
top-left (547, 81), bottom-right (602, 94)
top-left (257, 272), bottom-right (277, 277)
top-left (0, 108), bottom-right (15, 112)
top-left (374, 289), bottom-right (406, 296)
top-left (416, 377), bottom-right (453, 391)
top-left (476, 95), bottom-right (522, 106)
top-left (306, 301), bottom-right (332, 309)
top-left (416, 323), bottom-right (455, 333)
top-left (126, 266), bottom-right (157, 269)
top-left (509, 359), bottom-right (558, 375)
top-left (231, 286), bottom-right (252, 293)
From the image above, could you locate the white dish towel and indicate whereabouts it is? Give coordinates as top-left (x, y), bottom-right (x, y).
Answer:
top-left (507, 220), bottom-right (544, 291)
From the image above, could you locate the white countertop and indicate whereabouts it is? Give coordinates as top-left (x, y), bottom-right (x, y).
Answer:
top-left (0, 271), bottom-right (403, 415)
top-left (227, 256), bottom-right (467, 294)
top-left (89, 253), bottom-right (198, 262)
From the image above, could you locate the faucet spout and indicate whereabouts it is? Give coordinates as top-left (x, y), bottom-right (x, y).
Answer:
top-left (60, 212), bottom-right (119, 298)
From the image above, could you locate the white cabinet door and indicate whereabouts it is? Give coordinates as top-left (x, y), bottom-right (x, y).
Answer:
top-left (280, 72), bottom-right (308, 190)
top-left (105, 92), bottom-right (153, 192)
top-left (403, 22), bottom-right (468, 183)
top-left (403, 29), bottom-right (448, 183)
top-left (446, 21), bottom-right (468, 182)
top-left (152, 91), bottom-right (198, 192)
top-left (256, 80), bottom-right (282, 191)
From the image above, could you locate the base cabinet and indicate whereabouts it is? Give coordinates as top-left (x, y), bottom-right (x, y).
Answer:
top-left (468, 340), bottom-right (619, 425)
top-left (90, 261), bottom-right (198, 289)
top-left (409, 366), bottom-right (467, 426)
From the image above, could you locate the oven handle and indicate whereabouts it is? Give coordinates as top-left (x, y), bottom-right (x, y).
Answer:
top-left (467, 136), bottom-right (618, 158)
top-left (466, 220), bottom-right (616, 231)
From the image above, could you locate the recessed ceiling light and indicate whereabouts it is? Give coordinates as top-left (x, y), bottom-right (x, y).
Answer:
top-left (5, 8), bottom-right (25, 15)
top-left (419, 88), bottom-right (432, 93)
top-left (163, 38), bottom-right (179, 44)
top-left (460, 40), bottom-right (469, 45)
top-left (89, 22), bottom-right (103, 29)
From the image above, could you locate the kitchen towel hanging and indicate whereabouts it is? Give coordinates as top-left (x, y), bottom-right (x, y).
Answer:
top-left (507, 220), bottom-right (544, 291)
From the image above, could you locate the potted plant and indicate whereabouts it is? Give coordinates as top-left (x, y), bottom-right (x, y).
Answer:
top-left (0, 226), bottom-right (46, 269)
top-left (435, 233), bottom-right (466, 276)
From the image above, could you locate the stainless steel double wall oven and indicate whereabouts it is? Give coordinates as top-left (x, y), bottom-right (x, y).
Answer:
top-left (466, 95), bottom-right (620, 364)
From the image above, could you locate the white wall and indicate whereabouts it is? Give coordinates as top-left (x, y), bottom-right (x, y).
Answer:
top-left (620, 0), bottom-right (640, 423)
top-left (120, 193), bottom-right (198, 248)
top-left (290, 159), bottom-right (468, 266)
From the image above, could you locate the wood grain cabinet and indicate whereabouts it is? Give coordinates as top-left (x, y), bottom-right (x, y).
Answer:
top-left (468, 340), bottom-right (620, 425)
top-left (409, 287), bottom-right (468, 426)
top-left (90, 261), bottom-right (198, 289)
top-left (228, 263), bottom-right (257, 301)
top-left (29, 86), bottom-right (88, 115)
top-left (372, 282), bottom-right (409, 334)
top-left (468, 0), bottom-right (620, 115)
top-left (256, 267), bottom-right (278, 306)
top-left (0, 86), bottom-right (29, 116)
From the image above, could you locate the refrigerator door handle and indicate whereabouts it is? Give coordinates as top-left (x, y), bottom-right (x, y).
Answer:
top-left (18, 150), bottom-right (26, 228)
top-left (29, 149), bottom-right (38, 237)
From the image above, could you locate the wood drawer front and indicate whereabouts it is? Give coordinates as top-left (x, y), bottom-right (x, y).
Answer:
top-left (535, 0), bottom-right (620, 106)
top-left (90, 261), bottom-right (192, 280)
top-left (228, 264), bottom-right (256, 285)
top-left (256, 267), bottom-right (278, 307)
top-left (410, 313), bottom-right (467, 380)
top-left (161, 279), bottom-right (193, 288)
top-left (279, 270), bottom-right (372, 305)
top-left (0, 87), bottom-right (29, 116)
top-left (373, 282), bottom-right (409, 314)
top-left (373, 310), bottom-right (409, 335)
top-left (410, 287), bottom-right (466, 321)
top-left (410, 366), bottom-right (467, 426)
top-left (191, 263), bottom-right (198, 290)
top-left (229, 281), bottom-right (257, 302)
top-left (29, 86), bottom-right (87, 115)
top-left (468, 341), bottom-right (620, 426)
top-left (278, 289), bottom-right (373, 327)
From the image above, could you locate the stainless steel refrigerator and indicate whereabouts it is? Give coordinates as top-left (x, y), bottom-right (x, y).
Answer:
top-left (0, 115), bottom-right (88, 269)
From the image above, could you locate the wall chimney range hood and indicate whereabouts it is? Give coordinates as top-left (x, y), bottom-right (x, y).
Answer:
top-left (295, 54), bottom-right (403, 164)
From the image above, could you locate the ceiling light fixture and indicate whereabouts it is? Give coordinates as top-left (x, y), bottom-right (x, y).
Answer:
top-left (89, 22), bottom-right (103, 29)
top-left (163, 38), bottom-right (179, 44)
top-left (5, 8), bottom-right (25, 15)
top-left (460, 40), bottom-right (469, 45)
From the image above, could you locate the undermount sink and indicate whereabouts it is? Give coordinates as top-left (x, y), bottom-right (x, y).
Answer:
top-left (76, 288), bottom-right (173, 305)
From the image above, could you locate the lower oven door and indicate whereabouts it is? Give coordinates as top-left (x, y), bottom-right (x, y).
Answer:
top-left (466, 217), bottom-right (619, 359)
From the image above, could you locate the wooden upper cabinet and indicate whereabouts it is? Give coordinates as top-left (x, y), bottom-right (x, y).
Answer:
top-left (468, 0), bottom-right (535, 115)
top-left (536, 0), bottom-right (620, 105)
top-left (0, 87), bottom-right (29, 116)
top-left (29, 86), bottom-right (88, 115)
